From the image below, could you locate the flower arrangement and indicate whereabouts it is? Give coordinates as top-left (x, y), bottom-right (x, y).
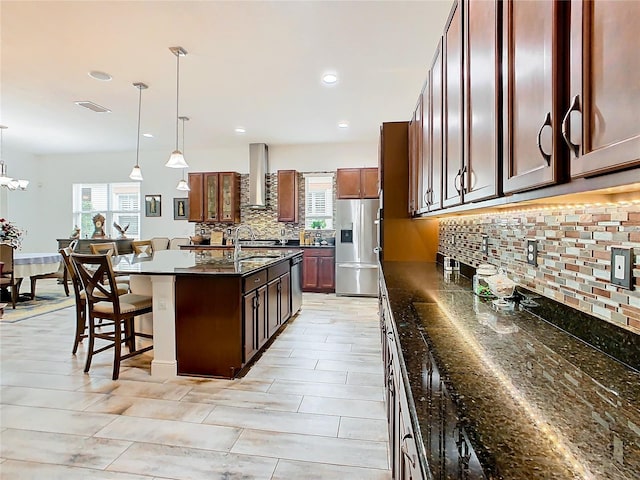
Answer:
top-left (0, 219), bottom-right (24, 249)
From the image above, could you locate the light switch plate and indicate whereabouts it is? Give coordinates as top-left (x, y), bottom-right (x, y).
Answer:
top-left (611, 247), bottom-right (634, 290)
top-left (526, 239), bottom-right (537, 266)
top-left (481, 235), bottom-right (489, 255)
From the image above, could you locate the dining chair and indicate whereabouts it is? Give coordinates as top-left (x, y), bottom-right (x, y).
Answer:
top-left (131, 240), bottom-right (153, 255)
top-left (89, 242), bottom-right (119, 256)
top-left (71, 253), bottom-right (153, 380)
top-left (60, 247), bottom-right (128, 354)
top-left (169, 237), bottom-right (190, 250)
top-left (0, 244), bottom-right (18, 308)
top-left (150, 237), bottom-right (170, 252)
top-left (29, 259), bottom-right (69, 300)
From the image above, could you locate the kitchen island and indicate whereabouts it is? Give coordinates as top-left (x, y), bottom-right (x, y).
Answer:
top-left (112, 248), bottom-right (303, 379)
top-left (381, 261), bottom-right (640, 480)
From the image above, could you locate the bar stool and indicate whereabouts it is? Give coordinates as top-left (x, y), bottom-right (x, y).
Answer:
top-left (71, 253), bottom-right (153, 380)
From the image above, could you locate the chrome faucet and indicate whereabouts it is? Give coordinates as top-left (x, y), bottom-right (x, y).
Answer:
top-left (233, 225), bottom-right (256, 262)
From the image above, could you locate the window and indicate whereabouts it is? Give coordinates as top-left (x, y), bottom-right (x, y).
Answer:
top-left (304, 174), bottom-right (333, 229)
top-left (72, 183), bottom-right (141, 239)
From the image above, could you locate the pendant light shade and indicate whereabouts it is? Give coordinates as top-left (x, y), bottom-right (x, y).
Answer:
top-left (175, 116), bottom-right (191, 191)
top-left (166, 46), bottom-right (189, 169)
top-left (129, 82), bottom-right (148, 181)
top-left (0, 126), bottom-right (29, 190)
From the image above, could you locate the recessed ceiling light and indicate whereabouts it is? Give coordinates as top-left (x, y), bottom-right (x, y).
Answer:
top-left (322, 73), bottom-right (338, 85)
top-left (88, 70), bottom-right (112, 81)
top-left (142, 133), bottom-right (154, 138)
top-left (235, 127), bottom-right (246, 134)
top-left (338, 122), bottom-right (349, 129)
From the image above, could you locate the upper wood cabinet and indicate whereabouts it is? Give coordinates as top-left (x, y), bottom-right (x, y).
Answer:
top-left (502, 0), bottom-right (566, 194)
top-left (337, 167), bottom-right (379, 199)
top-left (408, 95), bottom-right (422, 216)
top-left (277, 170), bottom-right (299, 223)
top-left (567, 0), bottom-right (640, 178)
top-left (442, 1), bottom-right (464, 208)
top-left (462, 0), bottom-right (501, 202)
top-left (188, 171), bottom-right (240, 223)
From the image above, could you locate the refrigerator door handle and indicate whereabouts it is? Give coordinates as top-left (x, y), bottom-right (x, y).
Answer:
top-left (337, 263), bottom-right (378, 269)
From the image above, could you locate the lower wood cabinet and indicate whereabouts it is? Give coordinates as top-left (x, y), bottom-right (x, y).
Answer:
top-left (302, 248), bottom-right (335, 292)
top-left (175, 255), bottom-right (299, 378)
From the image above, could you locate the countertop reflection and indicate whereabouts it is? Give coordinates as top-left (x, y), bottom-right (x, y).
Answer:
top-left (382, 261), bottom-right (640, 480)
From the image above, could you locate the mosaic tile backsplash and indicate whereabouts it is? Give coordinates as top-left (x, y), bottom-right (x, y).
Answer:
top-left (438, 203), bottom-right (640, 334)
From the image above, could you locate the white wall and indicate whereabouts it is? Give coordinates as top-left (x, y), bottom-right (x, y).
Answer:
top-left (7, 142), bottom-right (377, 252)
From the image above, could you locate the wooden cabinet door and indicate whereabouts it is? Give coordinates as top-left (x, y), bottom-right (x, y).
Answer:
top-left (280, 272), bottom-right (291, 323)
top-left (463, 0), bottom-right (501, 202)
top-left (408, 99), bottom-right (421, 215)
top-left (419, 78), bottom-right (431, 214)
top-left (204, 173), bottom-right (220, 222)
top-left (567, 0), bottom-right (640, 177)
top-left (318, 256), bottom-right (335, 290)
top-left (361, 168), bottom-right (379, 198)
top-left (336, 168), bottom-right (362, 198)
top-left (503, 0), bottom-right (565, 193)
top-left (442, 1), bottom-right (464, 208)
top-left (243, 292), bottom-right (257, 362)
top-left (219, 172), bottom-right (240, 223)
top-left (429, 41), bottom-right (444, 213)
top-left (267, 279), bottom-right (280, 337)
top-left (277, 170), bottom-right (299, 223)
top-left (302, 255), bottom-right (319, 289)
top-left (256, 285), bottom-right (268, 348)
top-left (187, 173), bottom-right (204, 222)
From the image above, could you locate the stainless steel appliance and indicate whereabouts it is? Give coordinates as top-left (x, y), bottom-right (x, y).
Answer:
top-left (290, 254), bottom-right (303, 313)
top-left (335, 198), bottom-right (379, 296)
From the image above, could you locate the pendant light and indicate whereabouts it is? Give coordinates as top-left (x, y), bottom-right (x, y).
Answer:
top-left (129, 82), bottom-right (148, 181)
top-left (176, 116), bottom-right (190, 191)
top-left (166, 46), bottom-right (189, 169)
top-left (0, 126), bottom-right (29, 191)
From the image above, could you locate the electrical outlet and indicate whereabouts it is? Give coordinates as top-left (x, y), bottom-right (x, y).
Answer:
top-left (526, 239), bottom-right (537, 266)
top-left (611, 247), bottom-right (634, 290)
top-left (481, 235), bottom-right (489, 255)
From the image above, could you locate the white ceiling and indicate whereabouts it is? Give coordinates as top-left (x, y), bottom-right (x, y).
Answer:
top-left (1, 0), bottom-right (453, 157)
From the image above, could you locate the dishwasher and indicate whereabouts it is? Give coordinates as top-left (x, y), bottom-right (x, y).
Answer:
top-left (290, 254), bottom-right (303, 314)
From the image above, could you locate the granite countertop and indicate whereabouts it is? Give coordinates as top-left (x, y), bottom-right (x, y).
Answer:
top-left (382, 261), bottom-right (640, 480)
top-left (112, 249), bottom-right (301, 276)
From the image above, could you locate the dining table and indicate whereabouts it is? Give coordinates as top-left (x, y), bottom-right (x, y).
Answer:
top-left (13, 252), bottom-right (63, 299)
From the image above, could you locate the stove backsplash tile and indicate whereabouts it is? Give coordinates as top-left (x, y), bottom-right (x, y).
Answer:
top-left (438, 204), bottom-right (640, 334)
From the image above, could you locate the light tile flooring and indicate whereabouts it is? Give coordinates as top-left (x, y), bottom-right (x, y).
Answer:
top-left (0, 292), bottom-right (390, 479)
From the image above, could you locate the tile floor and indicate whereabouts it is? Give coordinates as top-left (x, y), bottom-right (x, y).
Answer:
top-left (0, 291), bottom-right (390, 479)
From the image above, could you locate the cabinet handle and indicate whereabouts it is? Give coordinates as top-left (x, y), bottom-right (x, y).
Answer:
top-left (453, 169), bottom-right (462, 194)
top-left (401, 433), bottom-right (417, 468)
top-left (536, 112), bottom-right (553, 166)
top-left (561, 94), bottom-right (581, 158)
top-left (460, 165), bottom-right (467, 194)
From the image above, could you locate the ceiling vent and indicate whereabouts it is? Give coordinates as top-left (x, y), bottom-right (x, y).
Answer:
top-left (248, 143), bottom-right (269, 208)
top-left (74, 101), bottom-right (111, 113)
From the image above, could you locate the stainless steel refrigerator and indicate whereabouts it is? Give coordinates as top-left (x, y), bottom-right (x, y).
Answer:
top-left (335, 198), bottom-right (379, 296)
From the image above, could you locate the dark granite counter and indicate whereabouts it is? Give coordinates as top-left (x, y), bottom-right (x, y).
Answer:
top-left (112, 248), bottom-right (302, 276)
top-left (382, 261), bottom-right (640, 480)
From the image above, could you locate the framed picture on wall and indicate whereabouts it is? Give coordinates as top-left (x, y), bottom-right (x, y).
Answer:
top-left (145, 195), bottom-right (161, 217)
top-left (174, 197), bottom-right (189, 220)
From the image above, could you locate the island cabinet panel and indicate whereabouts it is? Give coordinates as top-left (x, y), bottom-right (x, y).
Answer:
top-left (175, 275), bottom-right (243, 378)
top-left (277, 170), bottom-right (299, 223)
top-left (567, 0), bottom-right (640, 178)
top-left (243, 293), bottom-right (257, 361)
top-left (302, 248), bottom-right (335, 293)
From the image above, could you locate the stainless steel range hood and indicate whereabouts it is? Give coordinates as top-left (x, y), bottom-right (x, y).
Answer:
top-left (248, 143), bottom-right (269, 208)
